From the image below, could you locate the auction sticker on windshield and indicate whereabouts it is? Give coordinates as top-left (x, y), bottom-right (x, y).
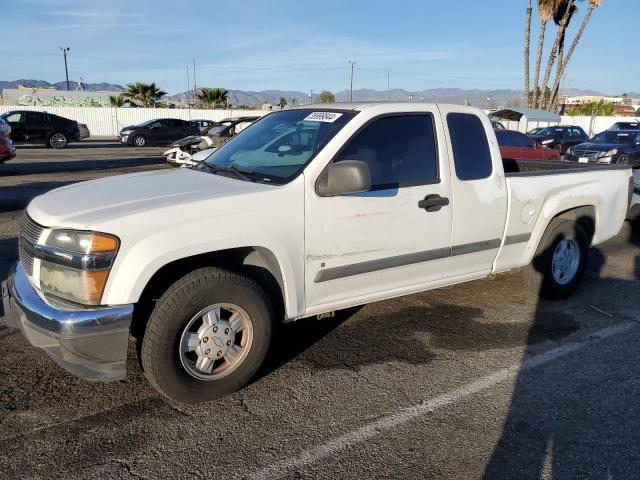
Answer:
top-left (303, 112), bottom-right (343, 123)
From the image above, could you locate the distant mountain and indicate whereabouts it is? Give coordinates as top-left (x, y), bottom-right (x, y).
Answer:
top-left (172, 86), bottom-right (607, 108)
top-left (1, 79), bottom-right (611, 107)
top-left (0, 79), bottom-right (124, 92)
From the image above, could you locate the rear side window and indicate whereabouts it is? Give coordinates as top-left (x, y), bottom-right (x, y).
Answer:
top-left (495, 130), bottom-right (514, 147)
top-left (335, 114), bottom-right (438, 190)
top-left (27, 112), bottom-right (45, 123)
top-left (513, 132), bottom-right (534, 147)
top-left (447, 113), bottom-right (492, 181)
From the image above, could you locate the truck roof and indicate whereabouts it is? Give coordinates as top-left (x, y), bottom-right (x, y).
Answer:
top-left (290, 102), bottom-right (443, 111)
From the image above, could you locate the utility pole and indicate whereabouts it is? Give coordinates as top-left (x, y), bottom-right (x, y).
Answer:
top-left (348, 60), bottom-right (356, 102)
top-left (60, 47), bottom-right (70, 90)
top-left (386, 68), bottom-right (390, 101)
top-left (192, 58), bottom-right (197, 95)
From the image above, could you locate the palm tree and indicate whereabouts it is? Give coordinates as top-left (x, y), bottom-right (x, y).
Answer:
top-left (531, 0), bottom-right (559, 108)
top-left (195, 87), bottom-right (229, 108)
top-left (109, 94), bottom-right (126, 107)
top-left (524, 0), bottom-right (533, 106)
top-left (547, 0), bottom-right (604, 109)
top-left (539, 0), bottom-right (577, 109)
top-left (122, 82), bottom-right (166, 107)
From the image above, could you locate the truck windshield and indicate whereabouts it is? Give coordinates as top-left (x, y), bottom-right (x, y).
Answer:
top-left (200, 109), bottom-right (356, 184)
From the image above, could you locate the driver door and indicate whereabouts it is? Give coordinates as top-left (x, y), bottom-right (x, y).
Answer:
top-left (304, 112), bottom-right (453, 312)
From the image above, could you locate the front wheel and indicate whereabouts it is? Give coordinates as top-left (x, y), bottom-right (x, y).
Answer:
top-left (524, 219), bottom-right (588, 299)
top-left (617, 154), bottom-right (629, 165)
top-left (141, 267), bottom-right (272, 403)
top-left (133, 135), bottom-right (147, 147)
top-left (48, 132), bottom-right (69, 149)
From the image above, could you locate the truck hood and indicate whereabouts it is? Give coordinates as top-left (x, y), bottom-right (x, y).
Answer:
top-left (28, 168), bottom-right (275, 228)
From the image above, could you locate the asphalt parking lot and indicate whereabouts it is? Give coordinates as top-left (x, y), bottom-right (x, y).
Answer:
top-left (1, 143), bottom-right (640, 479)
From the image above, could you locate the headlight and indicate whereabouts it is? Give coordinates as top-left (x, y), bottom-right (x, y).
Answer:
top-left (542, 139), bottom-right (554, 145)
top-left (597, 149), bottom-right (618, 158)
top-left (39, 230), bottom-right (119, 305)
top-left (120, 129), bottom-right (133, 135)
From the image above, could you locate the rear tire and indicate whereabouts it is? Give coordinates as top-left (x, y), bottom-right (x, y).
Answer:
top-left (48, 132), bottom-right (68, 149)
top-left (617, 154), bottom-right (629, 165)
top-left (141, 267), bottom-right (273, 404)
top-left (524, 219), bottom-right (588, 299)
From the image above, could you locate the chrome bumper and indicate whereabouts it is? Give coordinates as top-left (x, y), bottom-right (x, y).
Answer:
top-left (1, 262), bottom-right (133, 381)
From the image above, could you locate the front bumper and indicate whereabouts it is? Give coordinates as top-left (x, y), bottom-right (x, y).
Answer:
top-left (1, 262), bottom-right (133, 381)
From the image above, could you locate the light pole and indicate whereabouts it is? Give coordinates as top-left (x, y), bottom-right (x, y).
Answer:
top-left (348, 60), bottom-right (356, 102)
top-left (59, 47), bottom-right (70, 91)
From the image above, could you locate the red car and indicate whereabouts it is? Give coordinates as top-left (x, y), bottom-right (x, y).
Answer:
top-left (495, 129), bottom-right (560, 161)
top-left (0, 118), bottom-right (16, 163)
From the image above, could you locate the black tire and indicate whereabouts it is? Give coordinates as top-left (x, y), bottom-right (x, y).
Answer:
top-left (617, 154), bottom-right (629, 165)
top-left (48, 132), bottom-right (68, 149)
top-left (133, 135), bottom-right (147, 147)
top-left (141, 267), bottom-right (272, 403)
top-left (524, 218), bottom-right (588, 299)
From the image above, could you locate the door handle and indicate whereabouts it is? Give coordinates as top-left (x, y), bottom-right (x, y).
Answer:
top-left (418, 194), bottom-right (449, 212)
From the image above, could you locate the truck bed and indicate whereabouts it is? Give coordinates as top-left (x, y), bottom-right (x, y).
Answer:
top-left (502, 158), bottom-right (630, 176)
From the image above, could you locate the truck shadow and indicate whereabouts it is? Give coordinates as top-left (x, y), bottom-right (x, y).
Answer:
top-left (483, 219), bottom-right (640, 479)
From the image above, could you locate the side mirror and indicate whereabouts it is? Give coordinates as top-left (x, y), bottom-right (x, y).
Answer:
top-left (317, 160), bottom-right (372, 196)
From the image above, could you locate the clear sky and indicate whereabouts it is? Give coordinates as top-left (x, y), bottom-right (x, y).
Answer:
top-left (2, 0), bottom-right (638, 95)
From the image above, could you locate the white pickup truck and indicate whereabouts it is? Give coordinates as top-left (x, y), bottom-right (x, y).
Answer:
top-left (2, 103), bottom-right (633, 403)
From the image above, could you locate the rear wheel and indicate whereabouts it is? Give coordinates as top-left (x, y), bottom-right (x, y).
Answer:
top-left (524, 219), bottom-right (588, 299)
top-left (48, 132), bottom-right (68, 149)
top-left (141, 267), bottom-right (273, 403)
top-left (133, 135), bottom-right (147, 147)
top-left (617, 154), bottom-right (629, 165)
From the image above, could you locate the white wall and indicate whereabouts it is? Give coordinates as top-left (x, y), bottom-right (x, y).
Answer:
top-left (0, 106), bottom-right (268, 137)
top-left (497, 115), bottom-right (640, 135)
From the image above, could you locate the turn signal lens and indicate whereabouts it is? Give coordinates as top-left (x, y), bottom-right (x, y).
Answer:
top-left (46, 230), bottom-right (119, 254)
top-left (40, 261), bottom-right (110, 305)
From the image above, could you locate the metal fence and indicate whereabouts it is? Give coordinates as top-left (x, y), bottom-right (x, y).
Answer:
top-left (0, 106), bottom-right (268, 138)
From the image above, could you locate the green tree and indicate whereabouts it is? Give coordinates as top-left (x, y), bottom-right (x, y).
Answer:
top-left (319, 90), bottom-right (336, 103)
top-left (109, 93), bottom-right (137, 107)
top-left (566, 100), bottom-right (614, 116)
top-left (122, 82), bottom-right (167, 107)
top-left (196, 87), bottom-right (229, 108)
top-left (278, 97), bottom-right (287, 109)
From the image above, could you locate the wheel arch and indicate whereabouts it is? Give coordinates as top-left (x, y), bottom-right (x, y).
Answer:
top-left (130, 246), bottom-right (287, 339)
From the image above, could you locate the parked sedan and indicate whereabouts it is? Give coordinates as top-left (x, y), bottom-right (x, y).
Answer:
top-left (0, 110), bottom-right (81, 148)
top-left (529, 125), bottom-right (589, 154)
top-left (608, 121), bottom-right (640, 131)
top-left (495, 129), bottom-right (560, 161)
top-left (0, 118), bottom-right (16, 163)
top-left (164, 116), bottom-right (259, 166)
top-left (565, 130), bottom-right (640, 166)
top-left (119, 118), bottom-right (196, 147)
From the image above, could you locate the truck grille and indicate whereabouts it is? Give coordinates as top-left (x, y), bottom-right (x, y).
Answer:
top-left (18, 213), bottom-right (45, 275)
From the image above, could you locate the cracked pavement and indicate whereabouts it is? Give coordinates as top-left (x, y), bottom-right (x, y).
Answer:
top-left (1, 144), bottom-right (640, 479)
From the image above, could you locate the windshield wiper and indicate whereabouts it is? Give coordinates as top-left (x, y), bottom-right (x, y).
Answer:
top-left (196, 162), bottom-right (256, 182)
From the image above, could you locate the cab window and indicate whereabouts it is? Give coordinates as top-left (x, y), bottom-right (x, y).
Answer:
top-left (334, 114), bottom-right (439, 190)
top-left (447, 113), bottom-right (492, 181)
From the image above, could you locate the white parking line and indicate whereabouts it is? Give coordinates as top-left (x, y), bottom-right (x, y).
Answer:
top-left (248, 321), bottom-right (635, 480)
